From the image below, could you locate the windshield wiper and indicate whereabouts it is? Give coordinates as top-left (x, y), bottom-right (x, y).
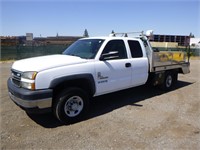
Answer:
top-left (67, 53), bottom-right (83, 59)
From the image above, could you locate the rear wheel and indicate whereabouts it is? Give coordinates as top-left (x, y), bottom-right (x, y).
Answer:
top-left (160, 71), bottom-right (177, 91)
top-left (53, 87), bottom-right (89, 124)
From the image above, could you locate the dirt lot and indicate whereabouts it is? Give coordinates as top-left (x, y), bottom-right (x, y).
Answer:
top-left (0, 60), bottom-right (200, 149)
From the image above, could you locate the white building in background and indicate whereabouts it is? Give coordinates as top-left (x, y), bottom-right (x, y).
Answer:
top-left (25, 33), bottom-right (34, 46)
top-left (190, 38), bottom-right (200, 48)
top-left (26, 33), bottom-right (33, 41)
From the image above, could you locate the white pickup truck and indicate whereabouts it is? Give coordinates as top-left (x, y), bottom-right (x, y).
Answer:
top-left (7, 31), bottom-right (190, 124)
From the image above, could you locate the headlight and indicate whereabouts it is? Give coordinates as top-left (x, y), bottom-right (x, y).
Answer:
top-left (21, 71), bottom-right (37, 90)
top-left (21, 82), bottom-right (35, 90)
top-left (22, 71), bottom-right (37, 80)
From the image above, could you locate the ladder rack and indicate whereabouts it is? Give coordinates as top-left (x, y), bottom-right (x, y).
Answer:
top-left (109, 31), bottom-right (145, 38)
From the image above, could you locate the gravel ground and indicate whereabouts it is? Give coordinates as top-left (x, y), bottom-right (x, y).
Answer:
top-left (0, 60), bottom-right (200, 150)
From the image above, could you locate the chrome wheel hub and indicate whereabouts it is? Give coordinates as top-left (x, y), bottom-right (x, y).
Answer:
top-left (166, 75), bottom-right (172, 88)
top-left (64, 96), bottom-right (84, 117)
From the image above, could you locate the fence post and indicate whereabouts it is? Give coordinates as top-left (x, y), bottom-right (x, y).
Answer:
top-left (16, 45), bottom-right (19, 60)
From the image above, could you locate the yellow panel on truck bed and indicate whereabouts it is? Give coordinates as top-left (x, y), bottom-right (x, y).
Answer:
top-left (153, 51), bottom-right (186, 66)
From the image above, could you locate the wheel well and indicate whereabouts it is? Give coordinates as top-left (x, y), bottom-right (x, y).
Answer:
top-left (178, 68), bottom-right (184, 74)
top-left (53, 78), bottom-right (94, 99)
top-left (168, 69), bottom-right (178, 76)
top-left (147, 69), bottom-right (178, 86)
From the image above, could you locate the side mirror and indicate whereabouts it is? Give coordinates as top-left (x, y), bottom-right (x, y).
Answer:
top-left (100, 51), bottom-right (119, 61)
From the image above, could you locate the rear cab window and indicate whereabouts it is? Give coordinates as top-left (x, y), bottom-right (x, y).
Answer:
top-left (128, 40), bottom-right (143, 58)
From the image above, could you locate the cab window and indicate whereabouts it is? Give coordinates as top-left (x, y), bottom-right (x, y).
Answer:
top-left (128, 40), bottom-right (143, 58)
top-left (102, 40), bottom-right (127, 60)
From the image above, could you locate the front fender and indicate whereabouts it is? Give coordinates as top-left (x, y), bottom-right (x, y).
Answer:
top-left (49, 74), bottom-right (96, 96)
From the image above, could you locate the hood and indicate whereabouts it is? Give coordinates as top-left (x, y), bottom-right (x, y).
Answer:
top-left (12, 55), bottom-right (87, 72)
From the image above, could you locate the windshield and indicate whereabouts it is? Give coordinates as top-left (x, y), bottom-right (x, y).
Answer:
top-left (63, 39), bottom-right (105, 59)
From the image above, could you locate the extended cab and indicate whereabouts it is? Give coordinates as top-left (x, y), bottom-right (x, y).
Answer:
top-left (7, 31), bottom-right (190, 124)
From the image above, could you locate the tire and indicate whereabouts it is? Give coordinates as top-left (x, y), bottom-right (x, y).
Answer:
top-left (160, 71), bottom-right (175, 91)
top-left (53, 87), bottom-right (89, 124)
top-left (173, 72), bottom-right (178, 84)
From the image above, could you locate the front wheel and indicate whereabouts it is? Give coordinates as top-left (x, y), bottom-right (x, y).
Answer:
top-left (53, 87), bottom-right (89, 124)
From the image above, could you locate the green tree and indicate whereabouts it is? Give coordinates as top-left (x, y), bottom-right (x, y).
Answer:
top-left (83, 29), bottom-right (89, 37)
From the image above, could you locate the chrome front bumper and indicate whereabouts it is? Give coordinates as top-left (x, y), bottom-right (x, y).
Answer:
top-left (9, 92), bottom-right (52, 109)
top-left (7, 78), bottom-right (53, 112)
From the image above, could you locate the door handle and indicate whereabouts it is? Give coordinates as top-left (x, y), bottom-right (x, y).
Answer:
top-left (125, 63), bottom-right (131, 68)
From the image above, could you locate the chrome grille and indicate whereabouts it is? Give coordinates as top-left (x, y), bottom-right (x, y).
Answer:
top-left (11, 69), bottom-right (22, 87)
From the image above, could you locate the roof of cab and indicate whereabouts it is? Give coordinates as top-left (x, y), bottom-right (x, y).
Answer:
top-left (80, 36), bottom-right (141, 41)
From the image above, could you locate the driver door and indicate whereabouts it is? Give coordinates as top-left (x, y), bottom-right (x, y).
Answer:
top-left (95, 40), bottom-right (132, 96)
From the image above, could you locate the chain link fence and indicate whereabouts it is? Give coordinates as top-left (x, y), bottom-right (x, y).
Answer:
top-left (1, 45), bottom-right (69, 61)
